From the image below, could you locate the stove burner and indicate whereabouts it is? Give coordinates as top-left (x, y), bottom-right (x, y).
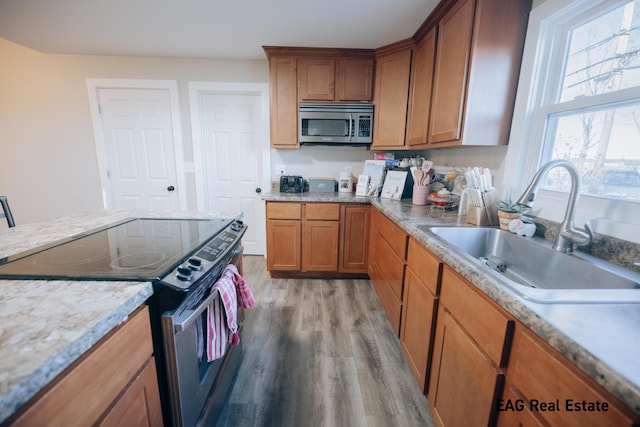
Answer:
top-left (33, 243), bottom-right (109, 267)
top-left (110, 251), bottom-right (168, 270)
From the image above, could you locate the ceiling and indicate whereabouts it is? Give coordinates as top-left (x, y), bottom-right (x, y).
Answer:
top-left (0, 0), bottom-right (438, 60)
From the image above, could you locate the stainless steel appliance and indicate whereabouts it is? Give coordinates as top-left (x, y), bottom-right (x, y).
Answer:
top-left (0, 217), bottom-right (247, 427)
top-left (299, 103), bottom-right (373, 145)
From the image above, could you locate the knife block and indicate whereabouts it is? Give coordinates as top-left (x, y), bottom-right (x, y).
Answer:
top-left (467, 205), bottom-right (491, 226)
top-left (466, 189), bottom-right (499, 226)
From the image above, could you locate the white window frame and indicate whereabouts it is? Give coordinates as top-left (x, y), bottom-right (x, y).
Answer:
top-left (504, 0), bottom-right (640, 243)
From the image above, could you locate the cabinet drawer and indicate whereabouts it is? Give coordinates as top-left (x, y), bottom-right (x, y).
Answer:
top-left (374, 209), bottom-right (408, 259)
top-left (267, 202), bottom-right (302, 219)
top-left (304, 203), bottom-right (340, 220)
top-left (407, 238), bottom-right (442, 296)
top-left (440, 266), bottom-right (513, 367)
top-left (509, 328), bottom-right (636, 427)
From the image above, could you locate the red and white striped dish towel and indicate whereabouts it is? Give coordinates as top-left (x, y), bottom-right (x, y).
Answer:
top-left (206, 264), bottom-right (255, 362)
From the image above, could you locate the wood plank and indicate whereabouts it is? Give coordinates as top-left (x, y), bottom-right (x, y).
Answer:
top-left (217, 256), bottom-right (435, 427)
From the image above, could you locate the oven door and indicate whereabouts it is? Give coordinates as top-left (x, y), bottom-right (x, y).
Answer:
top-left (161, 287), bottom-right (243, 427)
top-left (300, 111), bottom-right (352, 143)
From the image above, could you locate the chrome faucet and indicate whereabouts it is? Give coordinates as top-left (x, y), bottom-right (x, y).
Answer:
top-left (516, 160), bottom-right (593, 253)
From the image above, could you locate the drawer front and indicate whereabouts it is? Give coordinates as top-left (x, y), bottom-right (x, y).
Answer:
top-left (407, 238), bottom-right (442, 296)
top-left (510, 328), bottom-right (635, 427)
top-left (440, 266), bottom-right (512, 367)
top-left (374, 209), bottom-right (408, 259)
top-left (267, 202), bottom-right (302, 219)
top-left (304, 203), bottom-right (340, 220)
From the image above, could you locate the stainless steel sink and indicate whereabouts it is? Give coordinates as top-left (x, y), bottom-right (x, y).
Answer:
top-left (422, 226), bottom-right (640, 303)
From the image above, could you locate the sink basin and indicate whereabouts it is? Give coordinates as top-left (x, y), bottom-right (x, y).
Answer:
top-left (422, 226), bottom-right (640, 303)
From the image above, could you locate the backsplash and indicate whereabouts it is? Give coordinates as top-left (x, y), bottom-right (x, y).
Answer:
top-left (531, 216), bottom-right (640, 272)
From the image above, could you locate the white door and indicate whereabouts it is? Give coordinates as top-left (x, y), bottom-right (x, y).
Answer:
top-left (88, 80), bottom-right (186, 211)
top-left (190, 83), bottom-right (270, 255)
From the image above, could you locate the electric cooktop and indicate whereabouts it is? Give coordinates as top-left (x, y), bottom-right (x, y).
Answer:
top-left (0, 218), bottom-right (233, 281)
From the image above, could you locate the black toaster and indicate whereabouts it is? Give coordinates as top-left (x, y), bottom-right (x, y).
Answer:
top-left (279, 175), bottom-right (305, 193)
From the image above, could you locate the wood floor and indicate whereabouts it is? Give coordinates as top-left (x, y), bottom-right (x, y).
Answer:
top-left (215, 256), bottom-right (435, 427)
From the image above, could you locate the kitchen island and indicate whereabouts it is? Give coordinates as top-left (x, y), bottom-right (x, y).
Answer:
top-left (264, 191), bottom-right (640, 419)
top-left (0, 210), bottom-right (240, 424)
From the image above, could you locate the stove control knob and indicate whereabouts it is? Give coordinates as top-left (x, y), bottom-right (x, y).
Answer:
top-left (176, 267), bottom-right (193, 281)
top-left (188, 258), bottom-right (203, 271)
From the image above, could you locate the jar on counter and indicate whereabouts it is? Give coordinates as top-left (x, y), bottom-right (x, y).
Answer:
top-left (338, 171), bottom-right (353, 193)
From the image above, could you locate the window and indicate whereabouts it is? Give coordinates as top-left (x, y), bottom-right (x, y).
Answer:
top-left (505, 0), bottom-right (640, 242)
top-left (542, 0), bottom-right (640, 201)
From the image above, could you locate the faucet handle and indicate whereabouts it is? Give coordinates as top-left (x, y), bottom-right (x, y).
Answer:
top-left (575, 221), bottom-right (594, 247)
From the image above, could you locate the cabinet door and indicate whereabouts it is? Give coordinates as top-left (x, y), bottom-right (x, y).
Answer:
top-left (406, 27), bottom-right (437, 147)
top-left (98, 358), bottom-right (163, 427)
top-left (302, 220), bottom-right (339, 272)
top-left (371, 47), bottom-right (412, 148)
top-left (298, 58), bottom-right (336, 101)
top-left (266, 219), bottom-right (301, 271)
top-left (400, 266), bottom-right (437, 394)
top-left (505, 328), bottom-right (638, 427)
top-left (339, 205), bottom-right (371, 273)
top-left (428, 309), bottom-right (503, 427)
top-left (428, 0), bottom-right (475, 144)
top-left (269, 56), bottom-right (299, 148)
top-left (337, 58), bottom-right (374, 101)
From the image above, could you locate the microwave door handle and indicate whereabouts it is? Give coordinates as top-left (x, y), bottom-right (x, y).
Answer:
top-left (349, 113), bottom-right (354, 142)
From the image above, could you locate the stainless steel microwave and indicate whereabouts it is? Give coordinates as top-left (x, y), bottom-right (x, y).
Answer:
top-left (299, 103), bottom-right (373, 145)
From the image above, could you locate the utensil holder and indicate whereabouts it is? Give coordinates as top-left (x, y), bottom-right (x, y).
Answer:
top-left (412, 185), bottom-right (429, 205)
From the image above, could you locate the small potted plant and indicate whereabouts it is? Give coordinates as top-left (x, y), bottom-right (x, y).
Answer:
top-left (496, 199), bottom-right (525, 230)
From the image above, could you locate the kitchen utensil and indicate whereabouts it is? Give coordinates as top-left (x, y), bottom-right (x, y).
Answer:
top-left (413, 169), bottom-right (424, 186)
top-left (483, 168), bottom-right (493, 190)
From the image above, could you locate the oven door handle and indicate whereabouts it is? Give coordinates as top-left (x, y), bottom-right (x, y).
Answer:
top-left (171, 288), bottom-right (220, 333)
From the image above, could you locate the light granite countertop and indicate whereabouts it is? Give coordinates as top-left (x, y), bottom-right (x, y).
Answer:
top-left (0, 210), bottom-right (240, 423)
top-left (264, 191), bottom-right (640, 415)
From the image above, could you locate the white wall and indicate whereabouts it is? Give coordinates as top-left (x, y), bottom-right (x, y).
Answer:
top-left (0, 37), bottom-right (268, 226)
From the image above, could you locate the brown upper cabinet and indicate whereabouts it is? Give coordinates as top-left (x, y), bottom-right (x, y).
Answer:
top-left (426, 0), bottom-right (531, 147)
top-left (265, 55), bottom-right (299, 149)
top-left (370, 40), bottom-right (414, 150)
top-left (263, 47), bottom-right (374, 149)
top-left (264, 0), bottom-right (531, 149)
top-left (298, 57), bottom-right (374, 102)
top-left (406, 27), bottom-right (437, 148)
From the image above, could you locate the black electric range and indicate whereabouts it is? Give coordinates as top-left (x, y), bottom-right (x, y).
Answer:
top-left (0, 217), bottom-right (242, 286)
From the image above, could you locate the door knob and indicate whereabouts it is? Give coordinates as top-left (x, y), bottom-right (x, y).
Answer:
top-left (167, 185), bottom-right (175, 192)
top-left (255, 187), bottom-right (262, 194)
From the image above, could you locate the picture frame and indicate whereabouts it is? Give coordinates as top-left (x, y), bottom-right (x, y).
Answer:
top-left (381, 170), bottom-right (408, 200)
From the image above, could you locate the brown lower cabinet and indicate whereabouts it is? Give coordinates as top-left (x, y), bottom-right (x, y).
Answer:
top-left (368, 208), bottom-right (408, 335)
top-left (500, 326), bottom-right (638, 427)
top-left (266, 201), bottom-right (370, 275)
top-left (399, 238), bottom-right (442, 393)
top-left (428, 266), bottom-right (514, 427)
top-left (8, 306), bottom-right (162, 427)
